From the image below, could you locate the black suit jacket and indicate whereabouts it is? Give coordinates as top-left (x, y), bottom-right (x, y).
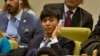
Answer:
top-left (44, 3), bottom-right (93, 30)
top-left (28, 36), bottom-right (75, 55)
top-left (89, 16), bottom-right (100, 38)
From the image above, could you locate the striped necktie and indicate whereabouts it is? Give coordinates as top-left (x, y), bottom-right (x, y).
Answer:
top-left (43, 39), bottom-right (51, 47)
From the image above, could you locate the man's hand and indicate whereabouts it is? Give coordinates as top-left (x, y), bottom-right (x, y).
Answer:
top-left (52, 24), bottom-right (61, 39)
top-left (10, 36), bottom-right (18, 42)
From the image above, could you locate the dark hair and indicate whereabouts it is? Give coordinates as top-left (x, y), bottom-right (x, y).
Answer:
top-left (37, 47), bottom-right (58, 56)
top-left (21, 0), bottom-right (32, 9)
top-left (3, 0), bottom-right (32, 11)
top-left (40, 8), bottom-right (61, 21)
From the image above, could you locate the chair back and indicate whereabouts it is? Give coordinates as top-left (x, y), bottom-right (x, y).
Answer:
top-left (61, 27), bottom-right (91, 42)
top-left (61, 27), bottom-right (91, 55)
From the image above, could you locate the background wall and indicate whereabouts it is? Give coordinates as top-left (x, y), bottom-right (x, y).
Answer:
top-left (0, 0), bottom-right (100, 29)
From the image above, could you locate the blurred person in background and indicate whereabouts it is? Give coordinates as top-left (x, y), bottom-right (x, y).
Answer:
top-left (44, 0), bottom-right (93, 30)
top-left (3, 0), bottom-right (36, 15)
top-left (0, 0), bottom-right (43, 48)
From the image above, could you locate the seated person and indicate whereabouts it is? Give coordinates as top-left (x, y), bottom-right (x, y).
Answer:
top-left (89, 15), bottom-right (100, 38)
top-left (0, 0), bottom-right (44, 48)
top-left (28, 8), bottom-right (75, 55)
top-left (0, 29), bottom-right (11, 54)
top-left (43, 0), bottom-right (93, 30)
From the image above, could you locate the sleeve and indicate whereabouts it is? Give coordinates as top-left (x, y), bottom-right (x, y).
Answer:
top-left (51, 38), bottom-right (75, 55)
top-left (82, 9), bottom-right (93, 31)
top-left (27, 10), bottom-right (36, 16)
top-left (0, 37), bottom-right (11, 53)
top-left (33, 18), bottom-right (44, 39)
top-left (86, 14), bottom-right (93, 31)
top-left (89, 16), bottom-right (100, 39)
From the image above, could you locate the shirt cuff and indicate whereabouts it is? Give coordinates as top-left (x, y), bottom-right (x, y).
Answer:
top-left (50, 37), bottom-right (58, 44)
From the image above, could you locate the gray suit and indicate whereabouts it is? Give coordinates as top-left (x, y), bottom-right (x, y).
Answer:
top-left (44, 3), bottom-right (93, 30)
top-left (0, 11), bottom-right (44, 46)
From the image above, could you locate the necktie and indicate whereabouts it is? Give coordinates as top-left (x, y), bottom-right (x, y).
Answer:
top-left (43, 39), bottom-right (51, 47)
top-left (11, 17), bottom-right (19, 29)
top-left (64, 10), bottom-right (73, 27)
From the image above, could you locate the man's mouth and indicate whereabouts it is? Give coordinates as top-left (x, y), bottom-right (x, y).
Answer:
top-left (7, 6), bottom-right (12, 9)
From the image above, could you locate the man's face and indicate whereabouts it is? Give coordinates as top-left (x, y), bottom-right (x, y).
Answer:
top-left (42, 16), bottom-right (58, 35)
top-left (4, 0), bottom-right (21, 14)
top-left (65, 0), bottom-right (82, 9)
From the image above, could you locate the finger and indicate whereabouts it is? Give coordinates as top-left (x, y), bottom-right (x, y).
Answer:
top-left (54, 26), bottom-right (58, 32)
top-left (92, 49), bottom-right (97, 56)
top-left (57, 25), bottom-right (61, 34)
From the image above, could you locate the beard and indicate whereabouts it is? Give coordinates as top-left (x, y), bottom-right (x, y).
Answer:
top-left (6, 4), bottom-right (19, 15)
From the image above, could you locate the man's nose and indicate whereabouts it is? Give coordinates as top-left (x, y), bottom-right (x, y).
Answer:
top-left (46, 21), bottom-right (50, 25)
top-left (6, 0), bottom-right (10, 4)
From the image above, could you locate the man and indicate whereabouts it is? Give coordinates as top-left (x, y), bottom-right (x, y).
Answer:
top-left (43, 0), bottom-right (93, 30)
top-left (28, 8), bottom-right (75, 55)
top-left (0, 0), bottom-right (44, 47)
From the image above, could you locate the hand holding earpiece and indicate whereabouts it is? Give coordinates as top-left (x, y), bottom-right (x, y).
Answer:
top-left (52, 25), bottom-right (61, 39)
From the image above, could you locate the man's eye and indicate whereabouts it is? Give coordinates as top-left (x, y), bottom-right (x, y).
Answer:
top-left (42, 20), bottom-right (46, 22)
top-left (50, 20), bottom-right (54, 21)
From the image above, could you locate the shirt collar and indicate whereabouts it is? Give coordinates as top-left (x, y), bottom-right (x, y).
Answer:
top-left (8, 10), bottom-right (23, 21)
top-left (43, 36), bottom-right (52, 42)
top-left (64, 4), bottom-right (77, 14)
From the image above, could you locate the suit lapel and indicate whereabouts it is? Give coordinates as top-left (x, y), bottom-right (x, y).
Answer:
top-left (34, 37), bottom-right (44, 49)
top-left (71, 7), bottom-right (82, 27)
top-left (28, 36), bottom-right (44, 49)
top-left (18, 12), bottom-right (29, 36)
top-left (0, 13), bottom-right (9, 32)
top-left (60, 3), bottom-right (64, 19)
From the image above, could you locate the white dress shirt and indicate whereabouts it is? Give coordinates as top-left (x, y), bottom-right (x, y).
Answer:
top-left (39, 36), bottom-right (58, 49)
